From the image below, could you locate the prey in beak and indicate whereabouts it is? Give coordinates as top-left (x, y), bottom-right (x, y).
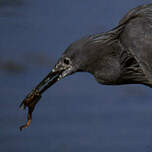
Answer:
top-left (19, 57), bottom-right (73, 131)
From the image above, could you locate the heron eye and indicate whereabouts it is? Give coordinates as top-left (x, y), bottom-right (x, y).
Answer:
top-left (64, 58), bottom-right (70, 65)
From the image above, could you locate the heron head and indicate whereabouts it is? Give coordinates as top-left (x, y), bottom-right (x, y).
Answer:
top-left (35, 37), bottom-right (92, 93)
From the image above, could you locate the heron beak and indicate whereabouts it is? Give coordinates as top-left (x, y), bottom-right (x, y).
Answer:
top-left (35, 63), bottom-right (73, 94)
top-left (19, 62), bottom-right (73, 111)
top-left (19, 63), bottom-right (73, 131)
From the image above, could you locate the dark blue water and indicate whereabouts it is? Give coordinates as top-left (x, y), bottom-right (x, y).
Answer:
top-left (1, 0), bottom-right (152, 152)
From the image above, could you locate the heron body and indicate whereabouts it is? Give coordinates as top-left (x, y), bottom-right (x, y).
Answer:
top-left (61, 3), bottom-right (152, 87)
top-left (20, 4), bottom-right (152, 130)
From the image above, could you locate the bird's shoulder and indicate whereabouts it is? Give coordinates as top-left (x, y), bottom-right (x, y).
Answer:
top-left (119, 8), bottom-right (152, 84)
top-left (119, 3), bottom-right (152, 25)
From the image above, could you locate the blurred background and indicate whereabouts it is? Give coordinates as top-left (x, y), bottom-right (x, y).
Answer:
top-left (0, 0), bottom-right (152, 152)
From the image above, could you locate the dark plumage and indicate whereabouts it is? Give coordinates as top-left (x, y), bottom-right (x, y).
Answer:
top-left (20, 4), bottom-right (152, 130)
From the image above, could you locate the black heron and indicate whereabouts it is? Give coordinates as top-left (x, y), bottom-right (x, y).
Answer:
top-left (20, 4), bottom-right (152, 130)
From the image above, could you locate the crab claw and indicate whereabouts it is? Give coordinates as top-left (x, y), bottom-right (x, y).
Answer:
top-left (19, 89), bottom-right (41, 131)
